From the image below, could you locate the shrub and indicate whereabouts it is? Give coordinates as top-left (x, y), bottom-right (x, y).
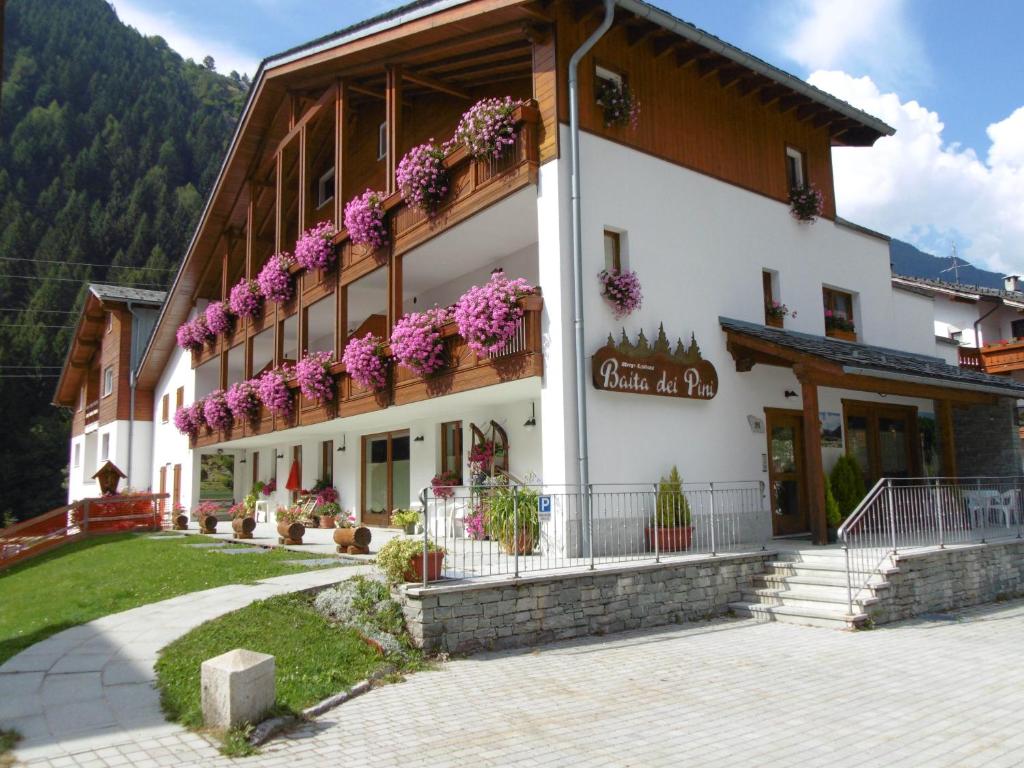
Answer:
top-left (228, 278), bottom-right (262, 319)
top-left (396, 141), bottom-right (449, 214)
top-left (453, 271), bottom-right (535, 356)
top-left (391, 509), bottom-right (420, 528)
top-left (294, 220), bottom-right (337, 271)
top-left (390, 308), bottom-right (450, 376)
top-left (824, 473), bottom-right (842, 528)
top-left (453, 96), bottom-right (524, 159)
top-left (202, 389), bottom-right (232, 431)
top-left (343, 189), bottom-right (388, 250)
top-left (312, 575), bottom-right (412, 656)
top-left (598, 268), bottom-right (642, 319)
top-left (655, 466), bottom-right (691, 527)
top-left (376, 537), bottom-right (444, 585)
top-left (342, 333), bottom-right (388, 391)
top-left (204, 300), bottom-right (232, 336)
top-left (257, 253), bottom-right (295, 303)
top-left (830, 455), bottom-right (867, 519)
top-left (295, 351), bottom-right (335, 402)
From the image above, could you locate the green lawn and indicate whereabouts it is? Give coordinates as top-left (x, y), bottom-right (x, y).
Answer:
top-left (0, 533), bottom-right (331, 664)
top-left (155, 593), bottom-right (387, 729)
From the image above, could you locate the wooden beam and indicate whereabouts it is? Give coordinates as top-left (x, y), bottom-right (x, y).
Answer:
top-left (759, 86), bottom-right (786, 107)
top-left (403, 70), bottom-right (470, 100)
top-left (386, 64), bottom-right (403, 195)
top-left (272, 83), bottom-right (337, 159)
top-left (735, 77), bottom-right (763, 98)
top-left (349, 83), bottom-right (385, 100)
top-left (334, 80), bottom-right (346, 229)
top-left (936, 399), bottom-right (958, 477)
top-left (651, 37), bottom-right (677, 59)
top-left (626, 21), bottom-right (656, 48)
top-left (777, 95), bottom-right (802, 115)
top-left (718, 66), bottom-right (745, 90)
top-left (675, 46), bottom-right (701, 69)
top-left (298, 123), bottom-right (307, 232)
top-left (695, 56), bottom-right (721, 80)
top-left (796, 371), bottom-right (827, 546)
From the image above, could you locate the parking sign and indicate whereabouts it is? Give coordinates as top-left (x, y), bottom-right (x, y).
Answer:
top-left (538, 495), bottom-right (552, 519)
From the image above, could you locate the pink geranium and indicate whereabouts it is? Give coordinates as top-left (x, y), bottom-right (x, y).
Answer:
top-left (789, 184), bottom-right (824, 222)
top-left (342, 333), bottom-right (388, 391)
top-left (454, 271), bottom-right (534, 356)
top-left (205, 301), bottom-right (232, 336)
top-left (396, 141), bottom-right (449, 214)
top-left (203, 389), bottom-right (232, 430)
top-left (257, 253), bottom-right (295, 303)
top-left (294, 221), bottom-right (337, 271)
top-left (390, 307), bottom-right (450, 376)
top-left (453, 96), bottom-right (524, 159)
top-left (598, 268), bottom-right (642, 319)
top-left (173, 401), bottom-right (203, 436)
top-left (229, 278), bottom-right (262, 319)
top-left (256, 367), bottom-right (293, 417)
top-left (343, 189), bottom-right (388, 250)
top-left (295, 351), bottom-right (335, 402)
top-left (225, 379), bottom-right (259, 423)
top-left (175, 317), bottom-right (213, 352)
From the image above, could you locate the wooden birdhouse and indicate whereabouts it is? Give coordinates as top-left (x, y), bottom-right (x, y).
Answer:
top-left (92, 461), bottom-right (127, 495)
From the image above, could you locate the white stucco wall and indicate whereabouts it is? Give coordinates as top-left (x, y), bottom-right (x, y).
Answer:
top-left (151, 339), bottom-right (196, 512)
top-left (890, 289), bottom-right (938, 357)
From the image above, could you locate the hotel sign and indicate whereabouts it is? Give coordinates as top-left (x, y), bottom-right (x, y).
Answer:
top-left (592, 325), bottom-right (718, 401)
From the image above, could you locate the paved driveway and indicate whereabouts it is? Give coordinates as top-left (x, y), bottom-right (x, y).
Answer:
top-left (14, 600), bottom-right (1024, 767)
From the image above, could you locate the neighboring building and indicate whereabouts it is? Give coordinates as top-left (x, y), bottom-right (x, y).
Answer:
top-left (55, 0), bottom-right (1024, 545)
top-left (53, 285), bottom-right (165, 501)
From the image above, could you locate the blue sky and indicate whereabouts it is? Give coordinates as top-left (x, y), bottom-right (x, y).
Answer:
top-left (111, 0), bottom-right (1024, 272)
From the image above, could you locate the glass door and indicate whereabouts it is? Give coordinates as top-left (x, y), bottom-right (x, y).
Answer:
top-left (361, 430), bottom-right (410, 526)
top-left (843, 401), bottom-right (919, 486)
top-left (766, 410), bottom-right (809, 536)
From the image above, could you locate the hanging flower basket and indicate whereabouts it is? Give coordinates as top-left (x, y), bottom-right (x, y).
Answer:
top-left (598, 268), bottom-right (642, 319)
top-left (390, 307), bottom-right (451, 376)
top-left (453, 96), bottom-right (524, 159)
top-left (257, 253), bottom-right (295, 304)
top-left (295, 350), bottom-right (335, 402)
top-left (225, 379), bottom-right (260, 423)
top-left (396, 141), bottom-right (450, 214)
top-left (789, 184), bottom-right (824, 222)
top-left (173, 401), bottom-right (204, 437)
top-left (202, 389), bottom-right (233, 431)
top-left (229, 278), bottom-right (263, 319)
top-left (343, 189), bottom-right (388, 250)
top-left (431, 470), bottom-right (460, 500)
top-left (454, 271), bottom-right (535, 356)
top-left (342, 333), bottom-right (389, 391)
top-left (175, 317), bottom-right (213, 352)
top-left (205, 300), bottom-right (233, 336)
top-left (256, 367), bottom-right (293, 417)
top-left (294, 221), bottom-right (338, 271)
top-left (597, 78), bottom-right (640, 129)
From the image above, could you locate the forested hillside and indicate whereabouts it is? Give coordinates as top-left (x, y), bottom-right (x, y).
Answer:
top-left (0, 0), bottom-right (246, 520)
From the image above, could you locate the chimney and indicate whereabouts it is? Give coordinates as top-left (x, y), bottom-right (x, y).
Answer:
top-left (1005, 275), bottom-right (1022, 292)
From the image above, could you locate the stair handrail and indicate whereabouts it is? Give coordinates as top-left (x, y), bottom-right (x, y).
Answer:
top-left (837, 477), bottom-right (890, 616)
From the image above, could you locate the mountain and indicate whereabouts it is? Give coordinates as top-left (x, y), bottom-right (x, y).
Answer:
top-left (0, 0), bottom-right (246, 522)
top-left (889, 239), bottom-right (1006, 290)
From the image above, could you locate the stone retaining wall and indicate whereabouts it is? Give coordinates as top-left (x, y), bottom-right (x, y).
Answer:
top-left (399, 553), bottom-right (772, 653)
top-left (874, 539), bottom-right (1024, 624)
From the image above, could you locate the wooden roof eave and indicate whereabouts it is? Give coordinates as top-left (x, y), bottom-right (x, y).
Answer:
top-left (53, 294), bottom-right (106, 407)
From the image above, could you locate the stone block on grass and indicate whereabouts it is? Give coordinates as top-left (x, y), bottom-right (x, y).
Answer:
top-left (201, 649), bottom-right (275, 730)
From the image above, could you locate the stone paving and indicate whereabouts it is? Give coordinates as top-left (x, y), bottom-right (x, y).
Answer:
top-left (0, 565), bottom-right (375, 764)
top-left (9, 598), bottom-right (1024, 766)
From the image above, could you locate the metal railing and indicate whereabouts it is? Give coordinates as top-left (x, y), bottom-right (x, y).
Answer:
top-left (418, 480), bottom-right (769, 586)
top-left (838, 476), bottom-right (1024, 613)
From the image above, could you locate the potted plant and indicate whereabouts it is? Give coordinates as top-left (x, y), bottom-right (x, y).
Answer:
top-left (275, 505), bottom-right (305, 545)
top-left (195, 501), bottom-right (222, 534)
top-left (430, 470), bottom-right (460, 500)
top-left (377, 537), bottom-right (445, 584)
top-left (453, 96), bottom-right (524, 159)
top-left (789, 183), bottom-right (824, 222)
top-left (486, 485), bottom-right (539, 555)
top-left (391, 508), bottom-right (421, 535)
top-left (294, 220), bottom-right (337, 271)
top-left (824, 311), bottom-right (856, 341)
top-left (765, 301), bottom-right (793, 328)
top-left (390, 308), bottom-right (450, 376)
top-left (598, 267), bottom-right (642, 319)
top-left (645, 467), bottom-right (692, 552)
top-left (333, 513), bottom-right (372, 554)
top-left (396, 140), bottom-right (449, 214)
top-left (229, 502), bottom-right (255, 539)
top-left (318, 501), bottom-right (341, 529)
top-left (172, 503), bottom-right (188, 531)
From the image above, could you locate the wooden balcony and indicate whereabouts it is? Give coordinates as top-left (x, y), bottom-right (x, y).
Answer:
top-left (193, 296), bottom-right (543, 448)
top-left (962, 340), bottom-right (1024, 375)
top-left (84, 400), bottom-right (100, 426)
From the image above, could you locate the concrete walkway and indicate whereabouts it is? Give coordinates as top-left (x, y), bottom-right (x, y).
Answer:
top-left (0, 564), bottom-right (375, 764)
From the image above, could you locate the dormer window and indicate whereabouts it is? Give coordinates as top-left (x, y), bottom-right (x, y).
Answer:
top-left (785, 146), bottom-right (806, 191)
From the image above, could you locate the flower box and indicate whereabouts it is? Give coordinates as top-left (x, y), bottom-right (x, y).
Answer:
top-left (644, 525), bottom-right (693, 552)
top-left (826, 328), bottom-right (857, 342)
top-left (766, 315), bottom-right (784, 329)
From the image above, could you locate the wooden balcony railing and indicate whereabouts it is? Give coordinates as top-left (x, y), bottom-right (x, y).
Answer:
top-left (958, 346), bottom-right (982, 371)
top-left (974, 340), bottom-right (1024, 375)
top-left (193, 295), bottom-right (543, 448)
top-left (84, 400), bottom-right (100, 425)
top-left (193, 103), bottom-right (540, 372)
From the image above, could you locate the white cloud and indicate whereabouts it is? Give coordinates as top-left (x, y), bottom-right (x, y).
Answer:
top-left (779, 0), bottom-right (929, 90)
top-left (111, 0), bottom-right (260, 77)
top-left (811, 70), bottom-right (1024, 274)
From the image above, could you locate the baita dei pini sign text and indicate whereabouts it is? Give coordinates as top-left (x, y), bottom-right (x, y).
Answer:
top-left (592, 325), bottom-right (718, 401)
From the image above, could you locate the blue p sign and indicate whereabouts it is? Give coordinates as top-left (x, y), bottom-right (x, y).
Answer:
top-left (538, 495), bottom-right (552, 517)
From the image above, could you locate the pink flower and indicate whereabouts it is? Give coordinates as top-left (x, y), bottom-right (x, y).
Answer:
top-left (175, 316), bottom-right (213, 352)
top-left (597, 79), bottom-right (640, 130)
top-left (598, 268), bottom-right (642, 319)
top-left (789, 184), bottom-right (824, 222)
top-left (396, 141), bottom-right (449, 214)
top-left (431, 470), bottom-right (460, 500)
top-left (229, 278), bottom-right (262, 319)
top-left (464, 504), bottom-right (486, 540)
top-left (295, 351), bottom-right (335, 402)
top-left (294, 221), bottom-right (337, 271)
top-left (202, 389), bottom-right (232, 430)
top-left (225, 379), bottom-right (259, 423)
top-left (173, 401), bottom-right (204, 436)
top-left (390, 307), bottom-right (450, 376)
top-left (205, 301), bottom-right (232, 336)
top-left (256, 367), bottom-right (293, 417)
top-left (453, 96), bottom-right (524, 159)
top-left (454, 271), bottom-right (534, 356)
top-left (257, 253), bottom-right (295, 304)
top-left (343, 189), bottom-right (388, 250)
top-left (342, 333), bottom-right (388, 391)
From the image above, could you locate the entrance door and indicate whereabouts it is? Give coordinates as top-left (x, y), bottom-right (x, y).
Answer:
top-left (362, 431), bottom-right (410, 526)
top-left (766, 410), bottom-right (809, 536)
top-left (843, 401), bottom-right (919, 486)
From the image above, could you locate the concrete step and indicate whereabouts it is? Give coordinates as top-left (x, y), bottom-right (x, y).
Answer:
top-left (730, 602), bottom-right (868, 629)
top-left (766, 560), bottom-right (897, 578)
top-left (755, 572), bottom-right (891, 593)
top-left (775, 550), bottom-right (849, 564)
top-left (741, 587), bottom-right (879, 612)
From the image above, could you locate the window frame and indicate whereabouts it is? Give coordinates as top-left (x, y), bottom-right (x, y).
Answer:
top-left (106, 312), bottom-right (113, 334)
top-left (321, 440), bottom-right (334, 486)
top-left (161, 394), bottom-right (169, 423)
top-left (823, 286), bottom-right (856, 340)
top-left (603, 229), bottom-right (623, 272)
top-left (377, 121), bottom-right (387, 162)
top-left (594, 63), bottom-right (624, 99)
top-left (102, 366), bottom-right (114, 397)
top-left (317, 167), bottom-right (335, 209)
top-left (175, 386), bottom-right (184, 413)
top-left (785, 145), bottom-right (806, 191)
top-left (440, 421), bottom-right (463, 484)
top-left (100, 433), bottom-right (110, 462)
top-left (74, 443), bottom-right (81, 468)
top-left (763, 270), bottom-right (781, 327)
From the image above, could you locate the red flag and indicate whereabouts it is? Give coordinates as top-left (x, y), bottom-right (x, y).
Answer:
top-left (285, 460), bottom-right (302, 491)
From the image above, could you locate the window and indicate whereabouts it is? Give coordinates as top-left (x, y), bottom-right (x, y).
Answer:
top-left (79, 386), bottom-right (85, 412)
top-left (317, 167), bottom-right (335, 209)
top-left (321, 440), bottom-right (334, 486)
top-left (175, 386), bottom-right (184, 412)
top-left (595, 64), bottom-right (623, 93)
top-left (377, 121), bottom-right (387, 161)
top-left (763, 270), bottom-right (782, 327)
top-left (101, 433), bottom-right (110, 462)
top-left (603, 230), bottom-right (622, 272)
top-left (823, 287), bottom-right (856, 340)
top-left (440, 421), bottom-right (463, 484)
top-left (1011, 319), bottom-right (1024, 340)
top-left (103, 366), bottom-right (114, 397)
top-left (161, 394), bottom-right (169, 423)
top-left (73, 443), bottom-right (81, 468)
top-left (106, 312), bottom-right (113, 333)
top-left (785, 146), bottom-right (805, 190)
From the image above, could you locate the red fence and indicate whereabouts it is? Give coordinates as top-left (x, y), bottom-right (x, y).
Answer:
top-left (0, 493), bottom-right (169, 570)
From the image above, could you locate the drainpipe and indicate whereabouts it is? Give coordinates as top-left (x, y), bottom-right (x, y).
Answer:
top-left (569, 0), bottom-right (615, 496)
top-left (973, 300), bottom-right (1000, 349)
top-left (126, 301), bottom-right (138, 488)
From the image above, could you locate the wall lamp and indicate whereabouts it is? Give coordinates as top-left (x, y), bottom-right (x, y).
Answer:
top-left (276, 452), bottom-right (285, 459)
top-left (336, 436), bottom-right (346, 452)
top-left (414, 435), bottom-right (425, 442)
top-left (784, 390), bottom-right (798, 399)
top-left (523, 402), bottom-right (537, 430)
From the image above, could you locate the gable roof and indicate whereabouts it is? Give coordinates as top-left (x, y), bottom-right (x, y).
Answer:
top-left (88, 284), bottom-right (166, 305)
top-left (891, 274), bottom-right (1024, 311)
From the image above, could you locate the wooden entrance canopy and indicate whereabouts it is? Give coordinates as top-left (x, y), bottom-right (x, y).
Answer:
top-left (721, 317), bottom-right (1024, 544)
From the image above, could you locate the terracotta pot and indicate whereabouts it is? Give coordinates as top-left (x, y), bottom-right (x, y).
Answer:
top-left (333, 525), bottom-right (372, 550)
top-left (173, 514), bottom-right (188, 530)
top-left (319, 515), bottom-right (337, 529)
top-left (307, 516), bottom-right (320, 529)
top-left (405, 550), bottom-right (444, 583)
top-left (500, 528), bottom-right (535, 556)
top-left (644, 525), bottom-right (693, 552)
top-left (277, 521), bottom-right (305, 544)
top-left (232, 516), bottom-right (256, 539)
top-left (200, 514), bottom-right (218, 534)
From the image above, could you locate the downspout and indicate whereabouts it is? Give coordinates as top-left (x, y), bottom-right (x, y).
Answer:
top-left (973, 300), bottom-right (1000, 349)
top-left (569, 0), bottom-right (616, 494)
top-left (126, 301), bottom-right (138, 488)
